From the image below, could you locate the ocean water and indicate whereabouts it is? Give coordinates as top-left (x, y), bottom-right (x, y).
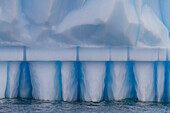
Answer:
top-left (0, 99), bottom-right (169, 113)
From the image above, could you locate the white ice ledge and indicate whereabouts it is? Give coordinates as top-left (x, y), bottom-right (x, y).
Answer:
top-left (0, 47), bottom-right (168, 61)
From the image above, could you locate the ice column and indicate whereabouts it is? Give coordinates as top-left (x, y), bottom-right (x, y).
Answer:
top-left (5, 62), bottom-right (21, 98)
top-left (81, 62), bottom-right (106, 102)
top-left (29, 62), bottom-right (62, 100)
top-left (133, 62), bottom-right (155, 101)
top-left (108, 62), bottom-right (134, 100)
top-left (61, 62), bottom-right (78, 101)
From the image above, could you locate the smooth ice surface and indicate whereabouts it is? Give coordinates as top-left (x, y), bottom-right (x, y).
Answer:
top-left (110, 48), bottom-right (128, 61)
top-left (0, 47), bottom-right (23, 61)
top-left (130, 48), bottom-right (158, 61)
top-left (0, 0), bottom-right (170, 48)
top-left (158, 48), bottom-right (167, 61)
top-left (26, 47), bottom-right (77, 61)
top-left (79, 48), bottom-right (109, 61)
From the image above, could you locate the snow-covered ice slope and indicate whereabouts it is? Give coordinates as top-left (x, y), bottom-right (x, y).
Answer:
top-left (0, 0), bottom-right (170, 102)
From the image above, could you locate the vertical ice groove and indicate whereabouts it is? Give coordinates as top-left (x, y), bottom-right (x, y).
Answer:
top-left (0, 62), bottom-right (8, 98)
top-left (18, 62), bottom-right (32, 98)
top-left (133, 62), bottom-right (155, 101)
top-left (81, 62), bottom-right (106, 102)
top-left (157, 62), bottom-right (165, 102)
top-left (61, 62), bottom-right (77, 101)
top-left (29, 62), bottom-right (62, 101)
top-left (108, 61), bottom-right (133, 100)
top-left (165, 62), bottom-right (170, 102)
top-left (5, 62), bottom-right (21, 98)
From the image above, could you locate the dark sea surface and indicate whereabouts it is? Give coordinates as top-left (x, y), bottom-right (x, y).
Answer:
top-left (0, 98), bottom-right (169, 113)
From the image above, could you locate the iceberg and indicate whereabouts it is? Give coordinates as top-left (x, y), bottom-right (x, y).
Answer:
top-left (0, 0), bottom-right (170, 102)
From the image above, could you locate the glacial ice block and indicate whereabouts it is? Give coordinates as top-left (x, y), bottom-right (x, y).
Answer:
top-left (29, 62), bottom-right (62, 100)
top-left (1, 0), bottom-right (170, 103)
top-left (81, 62), bottom-right (106, 102)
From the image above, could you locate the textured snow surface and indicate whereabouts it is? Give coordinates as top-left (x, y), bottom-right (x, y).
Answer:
top-left (0, 0), bottom-right (170, 48)
top-left (0, 61), bottom-right (169, 102)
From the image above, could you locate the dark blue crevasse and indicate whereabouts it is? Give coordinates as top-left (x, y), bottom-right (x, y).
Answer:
top-left (18, 62), bottom-right (32, 98)
top-left (128, 61), bottom-right (137, 99)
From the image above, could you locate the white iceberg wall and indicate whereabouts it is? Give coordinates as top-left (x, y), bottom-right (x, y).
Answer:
top-left (29, 62), bottom-right (62, 100)
top-left (5, 62), bottom-right (21, 98)
top-left (81, 62), bottom-right (106, 102)
top-left (107, 62), bottom-right (134, 100)
top-left (61, 62), bottom-right (78, 101)
top-left (133, 62), bottom-right (155, 101)
top-left (0, 62), bottom-right (8, 98)
top-left (0, 60), bottom-right (169, 102)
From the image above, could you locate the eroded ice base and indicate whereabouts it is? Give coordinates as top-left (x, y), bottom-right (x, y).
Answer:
top-left (0, 61), bottom-right (169, 102)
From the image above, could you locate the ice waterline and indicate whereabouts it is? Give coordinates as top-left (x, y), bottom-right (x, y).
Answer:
top-left (0, 61), bottom-right (169, 102)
